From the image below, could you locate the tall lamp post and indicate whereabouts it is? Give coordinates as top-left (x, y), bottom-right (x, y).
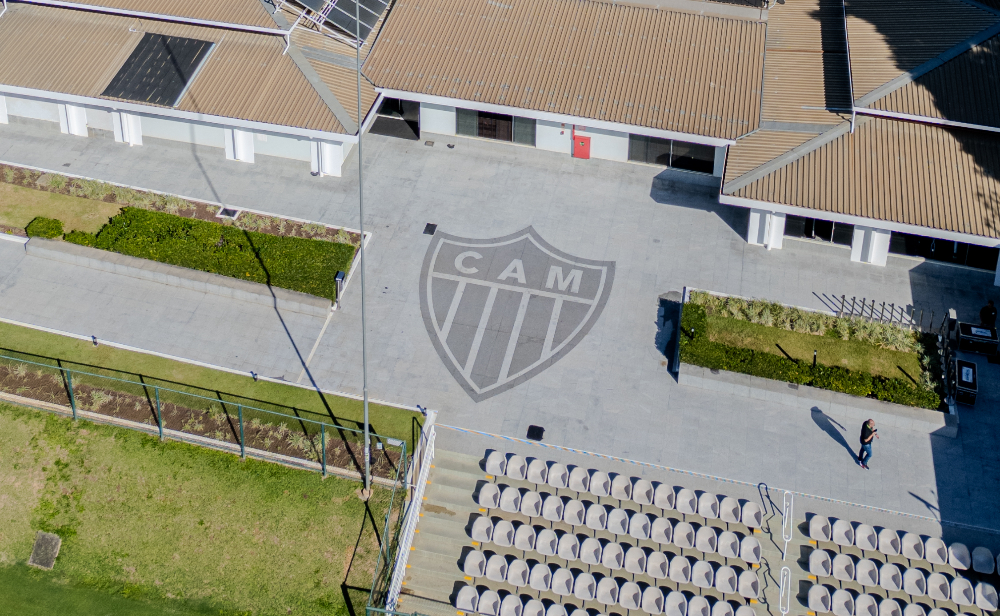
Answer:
top-left (355, 0), bottom-right (370, 495)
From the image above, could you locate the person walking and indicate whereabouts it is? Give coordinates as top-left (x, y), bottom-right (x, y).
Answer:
top-left (858, 419), bottom-right (878, 469)
top-left (980, 300), bottom-right (997, 328)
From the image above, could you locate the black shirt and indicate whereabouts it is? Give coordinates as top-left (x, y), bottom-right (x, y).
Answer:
top-left (981, 305), bottom-right (997, 327)
top-left (860, 423), bottom-right (876, 444)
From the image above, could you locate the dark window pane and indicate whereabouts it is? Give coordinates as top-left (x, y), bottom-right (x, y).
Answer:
top-left (513, 117), bottom-right (535, 146)
top-left (628, 134), bottom-right (648, 162)
top-left (476, 111), bottom-right (512, 141)
top-left (967, 245), bottom-right (1000, 271)
top-left (456, 108), bottom-right (477, 136)
top-left (928, 238), bottom-right (967, 264)
top-left (832, 223), bottom-right (854, 246)
top-left (670, 140), bottom-right (715, 174)
top-left (783, 215), bottom-right (808, 238)
top-left (647, 137), bottom-right (672, 166)
top-left (813, 219), bottom-right (834, 242)
top-left (888, 232), bottom-right (932, 257)
top-left (377, 97), bottom-right (403, 117)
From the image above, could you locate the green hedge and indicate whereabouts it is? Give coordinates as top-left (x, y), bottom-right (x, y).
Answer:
top-left (680, 303), bottom-right (941, 409)
top-left (25, 216), bottom-right (63, 238)
top-left (64, 208), bottom-right (355, 300)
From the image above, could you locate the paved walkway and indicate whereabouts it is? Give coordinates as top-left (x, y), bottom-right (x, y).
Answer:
top-left (2, 118), bottom-right (999, 534)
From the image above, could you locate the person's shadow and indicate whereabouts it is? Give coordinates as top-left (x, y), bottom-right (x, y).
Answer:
top-left (810, 407), bottom-right (857, 460)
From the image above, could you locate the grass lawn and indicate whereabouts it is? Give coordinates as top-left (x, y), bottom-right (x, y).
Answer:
top-left (0, 181), bottom-right (122, 233)
top-left (0, 401), bottom-right (396, 616)
top-left (0, 321), bottom-right (422, 450)
top-left (706, 315), bottom-right (925, 383)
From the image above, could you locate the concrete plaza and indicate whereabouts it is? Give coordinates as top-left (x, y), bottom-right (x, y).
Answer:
top-left (1, 118), bottom-right (998, 535)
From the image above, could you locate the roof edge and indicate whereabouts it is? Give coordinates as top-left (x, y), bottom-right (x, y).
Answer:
top-left (856, 107), bottom-right (1000, 134)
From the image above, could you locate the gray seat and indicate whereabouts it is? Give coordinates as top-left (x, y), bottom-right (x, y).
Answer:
top-left (629, 512), bottom-right (651, 540)
top-left (808, 585), bottom-right (832, 613)
top-left (607, 508), bottom-right (629, 535)
top-left (902, 568), bottom-right (926, 596)
top-left (809, 549), bottom-right (833, 577)
top-left (951, 577), bottom-right (974, 606)
top-left (478, 483), bottom-right (501, 509)
top-left (692, 560), bottom-right (715, 589)
top-left (563, 500), bottom-right (586, 526)
top-left (585, 504), bottom-right (608, 531)
top-left (878, 599), bottom-right (901, 616)
top-left (542, 495), bottom-right (564, 522)
top-left (740, 536), bottom-right (761, 565)
top-left (810, 515), bottom-right (833, 543)
top-left (948, 542), bottom-right (971, 570)
top-left (551, 567), bottom-right (574, 596)
top-left (574, 572), bottom-right (597, 601)
top-left (514, 524), bottom-right (536, 551)
top-left (855, 559), bottom-right (878, 587)
top-left (547, 463), bottom-right (569, 489)
top-left (831, 589), bottom-right (854, 616)
top-left (926, 609), bottom-right (948, 616)
top-left (506, 455), bottom-right (527, 481)
top-left (654, 483), bottom-right (676, 510)
top-left (878, 563), bottom-right (901, 592)
top-left (972, 546), bottom-right (995, 574)
top-left (696, 526), bottom-right (718, 554)
top-left (878, 528), bottom-right (900, 556)
top-left (698, 492), bottom-right (720, 519)
top-left (720, 497), bottom-right (741, 524)
top-left (528, 564), bottom-right (552, 592)
top-left (590, 471), bottom-right (611, 498)
top-left (499, 487), bottom-right (522, 514)
top-left (669, 555), bottom-right (692, 584)
top-left (902, 605), bottom-right (926, 616)
top-left (688, 595), bottom-right (710, 616)
top-left (901, 533), bottom-right (924, 560)
top-left (927, 572), bottom-right (950, 601)
top-left (855, 594), bottom-right (877, 616)
top-left (493, 520), bottom-right (515, 547)
top-left (500, 595), bottom-right (523, 616)
top-left (665, 591), bottom-right (688, 616)
top-left (526, 459), bottom-right (548, 484)
top-left (925, 538), bottom-right (947, 565)
top-left (719, 531), bottom-right (740, 560)
top-left (634, 479), bottom-right (654, 506)
top-left (855, 524), bottom-right (878, 551)
top-left (611, 474), bottom-right (633, 501)
top-left (479, 590), bottom-right (501, 616)
top-left (557, 533), bottom-right (580, 561)
top-left (737, 571), bottom-right (759, 599)
top-left (464, 550), bottom-right (487, 577)
top-left (712, 601), bottom-right (734, 616)
top-left (674, 521), bottom-right (695, 549)
top-left (735, 607), bottom-right (755, 616)
top-left (601, 542), bottom-right (624, 570)
top-left (832, 520), bottom-right (855, 548)
top-left (647, 551), bottom-right (669, 579)
top-left (580, 537), bottom-right (603, 565)
top-left (507, 559), bottom-right (529, 587)
top-left (486, 554), bottom-right (509, 582)
top-left (471, 517), bottom-right (493, 543)
top-left (456, 586), bottom-right (479, 612)
top-left (624, 546), bottom-right (647, 574)
top-left (523, 600), bottom-right (545, 616)
top-left (642, 586), bottom-right (665, 615)
top-left (545, 604), bottom-right (567, 616)
top-left (976, 582), bottom-right (999, 612)
top-left (741, 502), bottom-right (763, 529)
top-left (716, 566), bottom-right (738, 594)
top-left (568, 467), bottom-right (590, 492)
top-left (676, 489), bottom-right (698, 516)
top-left (651, 517), bottom-right (673, 544)
top-left (596, 577), bottom-right (619, 605)
top-left (486, 451), bottom-right (507, 476)
top-left (520, 491), bottom-right (542, 517)
top-left (619, 581), bottom-right (641, 610)
top-left (833, 554), bottom-right (855, 583)
top-left (536, 529), bottom-right (558, 556)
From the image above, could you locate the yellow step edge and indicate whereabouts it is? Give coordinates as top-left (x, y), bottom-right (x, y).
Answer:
top-left (479, 508), bottom-right (487, 512)
top-left (486, 475), bottom-right (493, 480)
top-left (750, 599), bottom-right (758, 604)
top-left (464, 576), bottom-right (473, 580)
top-left (808, 575), bottom-right (817, 580)
top-left (472, 541), bottom-right (479, 546)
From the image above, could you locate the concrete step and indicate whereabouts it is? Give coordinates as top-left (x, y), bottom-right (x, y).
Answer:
top-left (433, 449), bottom-right (486, 475)
top-left (396, 593), bottom-right (457, 616)
top-left (429, 466), bottom-right (486, 491)
top-left (414, 514), bottom-right (474, 542)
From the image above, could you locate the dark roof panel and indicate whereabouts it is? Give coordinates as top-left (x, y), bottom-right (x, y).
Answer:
top-left (102, 32), bottom-right (213, 106)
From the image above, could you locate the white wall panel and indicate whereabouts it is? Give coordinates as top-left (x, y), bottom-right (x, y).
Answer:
top-left (574, 125), bottom-right (628, 162)
top-left (419, 102), bottom-right (456, 136)
top-left (536, 119), bottom-right (571, 154)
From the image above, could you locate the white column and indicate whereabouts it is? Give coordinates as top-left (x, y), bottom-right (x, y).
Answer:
top-left (112, 112), bottom-right (142, 146)
top-left (0, 95), bottom-right (7, 124)
top-left (766, 212), bottom-right (785, 250)
top-left (747, 209), bottom-right (768, 245)
top-left (418, 102), bottom-right (456, 136)
top-left (58, 104), bottom-right (88, 136)
top-left (224, 128), bottom-right (255, 163)
top-left (851, 226), bottom-right (891, 266)
top-left (713, 145), bottom-right (727, 177)
top-left (310, 141), bottom-right (344, 177)
top-left (994, 257), bottom-right (1000, 286)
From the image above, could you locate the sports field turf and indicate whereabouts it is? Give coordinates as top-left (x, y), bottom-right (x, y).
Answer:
top-left (0, 401), bottom-right (398, 616)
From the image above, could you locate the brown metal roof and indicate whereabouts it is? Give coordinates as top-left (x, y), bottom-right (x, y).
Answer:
top-left (729, 116), bottom-right (1000, 239)
top-left (722, 129), bottom-right (813, 184)
top-left (308, 59), bottom-right (379, 125)
top-left (62, 0), bottom-right (277, 28)
top-left (363, 0), bottom-right (766, 141)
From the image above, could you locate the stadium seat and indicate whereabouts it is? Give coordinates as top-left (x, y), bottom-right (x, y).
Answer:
top-left (688, 595), bottom-right (710, 616)
top-left (479, 590), bottom-right (501, 616)
top-left (520, 491), bottom-right (542, 517)
top-left (855, 594), bottom-right (877, 616)
top-left (926, 609), bottom-right (948, 616)
top-left (629, 512), bottom-right (651, 540)
top-left (513, 524), bottom-right (536, 551)
top-left (551, 567), bottom-right (574, 596)
top-left (607, 508), bottom-right (629, 535)
top-left (809, 549), bottom-right (833, 577)
top-left (596, 577), bottom-right (619, 605)
top-left (674, 522), bottom-right (696, 549)
top-left (833, 554), bottom-right (855, 582)
top-left (719, 531), bottom-right (740, 560)
top-left (878, 528), bottom-right (900, 556)
top-left (500, 594), bottom-right (523, 616)
top-left (715, 566), bottom-right (738, 594)
top-left (831, 589), bottom-right (854, 616)
top-left (720, 497), bottom-right (741, 525)
top-left (832, 520), bottom-right (855, 548)
top-left (590, 471), bottom-right (611, 498)
top-left (568, 467), bottom-right (590, 492)
top-left (547, 463), bottom-right (569, 490)
top-left (737, 571), bottom-right (759, 599)
top-left (972, 546), bottom-right (995, 574)
top-left (574, 572), bottom-right (597, 601)
top-left (712, 600), bottom-right (734, 616)
top-left (878, 563), bottom-right (901, 592)
top-left (526, 459), bottom-right (548, 484)
top-left (740, 536), bottom-right (761, 565)
top-left (507, 559), bottom-right (529, 587)
top-left (580, 537), bottom-right (603, 565)
top-left (808, 585), bottom-right (832, 613)
top-left (879, 598), bottom-right (901, 616)
top-left (735, 606), bottom-right (755, 616)
top-left (536, 529), bottom-right (558, 556)
top-left (669, 555), bottom-right (692, 584)
top-left (642, 586), bottom-right (665, 615)
top-left (902, 568), bottom-right (926, 596)
top-left (557, 533), bottom-right (580, 561)
top-left (855, 559), bottom-right (878, 587)
top-left (471, 517), bottom-right (493, 543)
top-left (696, 525), bottom-right (718, 554)
top-left (692, 560), bottom-right (715, 589)
top-left (545, 603), bottom-right (567, 616)
top-left (528, 564), bottom-right (552, 592)
top-left (585, 504), bottom-right (608, 531)
top-left (624, 546), bottom-right (647, 574)
top-left (505, 455), bottom-right (527, 481)
top-left (563, 500), bottom-right (586, 526)
top-left (676, 489), bottom-right (698, 516)
top-left (948, 542), bottom-right (970, 570)
top-left (976, 582), bottom-right (999, 611)
top-left (464, 550), bottom-right (487, 577)
top-left (855, 525), bottom-right (878, 551)
top-left (456, 586), bottom-right (479, 612)
top-left (925, 538), bottom-right (947, 565)
top-left (493, 520), bottom-right (514, 547)
top-left (499, 487), bottom-right (522, 514)
top-left (698, 492), bottom-right (720, 520)
top-left (664, 591), bottom-right (688, 616)
top-left (902, 533), bottom-right (924, 560)
top-left (478, 483), bottom-right (501, 509)
top-left (810, 515), bottom-right (832, 543)
top-left (654, 483), bottom-right (676, 510)
top-left (619, 581), bottom-right (641, 610)
top-left (634, 479), bottom-right (654, 506)
top-left (952, 577), bottom-right (974, 606)
top-left (926, 572), bottom-right (950, 601)
top-left (523, 599), bottom-right (545, 616)
top-left (485, 451), bottom-right (507, 476)
top-left (902, 604), bottom-right (926, 616)
top-left (485, 554), bottom-right (508, 582)
top-left (542, 495), bottom-right (564, 522)
top-left (611, 475), bottom-right (632, 501)
top-left (647, 551), bottom-right (669, 579)
top-left (651, 517), bottom-right (673, 544)
top-left (741, 502), bottom-right (763, 529)
top-left (601, 542), bottom-right (624, 570)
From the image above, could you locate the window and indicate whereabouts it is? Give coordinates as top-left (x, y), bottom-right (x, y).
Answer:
top-left (456, 108), bottom-right (532, 144)
top-left (889, 232), bottom-right (999, 271)
top-left (628, 135), bottom-right (714, 174)
top-left (784, 215), bottom-right (854, 246)
top-left (513, 117), bottom-right (536, 146)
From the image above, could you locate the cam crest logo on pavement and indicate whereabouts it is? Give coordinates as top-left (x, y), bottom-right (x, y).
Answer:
top-left (419, 227), bottom-right (615, 402)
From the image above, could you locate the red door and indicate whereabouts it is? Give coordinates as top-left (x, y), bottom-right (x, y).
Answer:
top-left (573, 134), bottom-right (591, 159)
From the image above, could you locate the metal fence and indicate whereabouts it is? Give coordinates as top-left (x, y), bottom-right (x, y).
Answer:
top-left (0, 350), bottom-right (406, 482)
top-left (834, 294), bottom-right (949, 332)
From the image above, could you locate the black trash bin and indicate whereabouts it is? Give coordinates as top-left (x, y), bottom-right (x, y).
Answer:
top-left (958, 322), bottom-right (999, 355)
top-left (955, 359), bottom-right (978, 406)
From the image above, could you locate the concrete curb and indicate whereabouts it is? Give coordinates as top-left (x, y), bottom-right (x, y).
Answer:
top-left (25, 237), bottom-right (332, 317)
top-left (678, 363), bottom-right (958, 438)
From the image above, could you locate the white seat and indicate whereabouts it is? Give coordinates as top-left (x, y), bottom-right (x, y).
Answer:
top-left (832, 520), bottom-right (855, 547)
top-left (547, 463), bottom-right (569, 489)
top-left (611, 475), bottom-right (633, 501)
top-left (976, 582), bottom-right (999, 611)
top-left (486, 554), bottom-right (509, 582)
top-left (528, 564), bottom-right (552, 592)
top-left (831, 589), bottom-right (854, 616)
top-left (692, 560), bottom-right (715, 589)
top-left (542, 495), bottom-right (564, 522)
top-left (698, 492), bottom-right (720, 519)
top-left (619, 581), bottom-right (641, 610)
top-left (465, 550), bottom-right (487, 577)
top-left (526, 459), bottom-right (548, 484)
top-left (878, 563), bottom-right (901, 592)
top-left (737, 571), bottom-right (759, 599)
top-left (948, 542), bottom-right (971, 570)
top-left (902, 604), bottom-right (926, 616)
top-left (563, 500), bottom-right (586, 526)
top-left (486, 451), bottom-right (507, 476)
top-left (472, 517), bottom-right (494, 543)
top-left (545, 604), bottom-right (566, 616)
top-left (568, 467), bottom-right (590, 492)
top-left (878, 599), bottom-right (901, 616)
top-left (973, 546), bottom-right (995, 574)
top-left (855, 524), bottom-right (878, 551)
top-left (607, 508), bottom-right (629, 535)
top-left (927, 572), bottom-right (950, 601)
top-left (809, 549), bottom-right (833, 577)
top-left (456, 586), bottom-right (479, 612)
top-left (720, 497), bottom-right (741, 524)
top-left (735, 607), bottom-right (755, 616)
top-left (520, 491), bottom-right (543, 517)
top-left (493, 520), bottom-right (514, 547)
top-left (574, 572), bottom-right (597, 601)
top-left (674, 522), bottom-right (695, 549)
top-left (902, 568), bottom-right (926, 596)
top-left (925, 538), bottom-right (948, 565)
top-left (669, 555), bottom-right (692, 584)
top-left (696, 525), bottom-right (718, 554)
top-left (809, 585), bottom-right (832, 613)
top-left (479, 483), bottom-right (501, 509)
top-left (536, 529), bottom-right (558, 556)
top-left (652, 517), bottom-right (673, 544)
top-left (557, 533), bottom-right (580, 561)
top-left (479, 590), bottom-right (501, 616)
top-left (654, 483), bottom-right (676, 510)
top-left (500, 594), bottom-right (523, 616)
top-left (901, 533), bottom-right (924, 560)
top-left (590, 471), bottom-right (611, 498)
top-left (833, 554), bottom-right (856, 583)
top-left (634, 479), bottom-right (654, 506)
top-left (629, 512), bottom-right (651, 540)
top-left (810, 515), bottom-right (833, 543)
top-left (642, 586), bottom-right (665, 615)
top-left (580, 537), bottom-right (603, 565)
top-left (601, 542), bottom-right (624, 570)
top-left (585, 504), bottom-right (608, 531)
top-left (741, 502), bottom-right (763, 529)
top-left (665, 591), bottom-right (688, 616)
top-left (855, 594), bottom-right (877, 616)
top-left (712, 601), bottom-right (734, 616)
top-left (688, 595), bottom-right (710, 616)
top-left (715, 566), bottom-right (738, 594)
top-left (647, 551), bottom-right (669, 579)
top-left (624, 546), bottom-right (647, 574)
top-left (855, 559), bottom-right (878, 587)
top-left (740, 536), bottom-right (761, 565)
top-left (514, 524), bottom-right (536, 551)
top-left (507, 559), bottom-right (529, 587)
top-left (719, 531), bottom-right (740, 560)
top-left (676, 489), bottom-right (698, 516)
top-left (499, 487), bottom-right (522, 513)
top-left (523, 600), bottom-right (545, 616)
top-left (878, 529), bottom-right (900, 556)
top-left (926, 609), bottom-right (948, 616)
top-left (951, 577), bottom-right (974, 606)
top-left (551, 567), bottom-right (574, 596)
top-left (506, 455), bottom-right (527, 481)
top-left (596, 577), bottom-right (619, 605)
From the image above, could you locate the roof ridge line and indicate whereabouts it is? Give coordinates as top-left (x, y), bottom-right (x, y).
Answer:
top-left (722, 120), bottom-right (854, 194)
top-left (854, 19), bottom-right (1000, 109)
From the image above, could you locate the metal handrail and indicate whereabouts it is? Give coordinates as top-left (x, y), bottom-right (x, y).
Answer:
top-left (779, 566), bottom-right (792, 616)
top-left (782, 490), bottom-right (794, 561)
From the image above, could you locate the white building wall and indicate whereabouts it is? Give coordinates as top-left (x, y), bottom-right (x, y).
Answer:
top-left (224, 128), bottom-right (255, 163)
top-left (112, 112), bottom-right (143, 146)
top-left (419, 102), bottom-right (456, 136)
top-left (141, 116), bottom-right (226, 148)
top-left (851, 226), bottom-right (891, 266)
top-left (714, 146), bottom-right (726, 177)
top-left (0, 96), bottom-right (7, 124)
top-left (58, 104), bottom-right (88, 136)
top-left (85, 107), bottom-right (114, 132)
top-left (573, 125), bottom-right (628, 162)
top-left (537, 119), bottom-right (572, 154)
top-left (747, 209), bottom-right (784, 249)
top-left (311, 141), bottom-right (345, 177)
top-left (5, 96), bottom-right (60, 123)
top-left (253, 132), bottom-right (312, 162)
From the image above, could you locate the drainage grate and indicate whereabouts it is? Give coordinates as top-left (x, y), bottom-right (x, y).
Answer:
top-left (423, 223), bottom-right (437, 235)
top-left (217, 207), bottom-right (241, 219)
top-left (526, 425), bottom-right (545, 441)
top-left (424, 140), bottom-right (434, 147)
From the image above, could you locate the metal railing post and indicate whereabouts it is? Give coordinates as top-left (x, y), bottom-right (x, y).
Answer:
top-left (238, 405), bottom-right (245, 459)
top-left (779, 566), bottom-right (792, 616)
top-left (155, 386), bottom-right (163, 441)
top-left (321, 424), bottom-right (327, 477)
top-left (66, 369), bottom-right (77, 420)
top-left (781, 490), bottom-right (794, 561)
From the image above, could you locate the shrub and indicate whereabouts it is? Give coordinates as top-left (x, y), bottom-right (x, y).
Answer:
top-left (25, 216), bottom-right (64, 239)
top-left (48, 174), bottom-right (67, 190)
top-left (2, 167), bottom-right (13, 183)
top-left (64, 230), bottom-right (98, 246)
top-left (74, 179), bottom-right (111, 201)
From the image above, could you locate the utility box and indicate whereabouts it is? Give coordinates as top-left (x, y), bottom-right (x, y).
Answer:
top-left (957, 322), bottom-right (999, 355)
top-left (573, 134), bottom-right (591, 159)
top-left (955, 359), bottom-right (977, 406)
